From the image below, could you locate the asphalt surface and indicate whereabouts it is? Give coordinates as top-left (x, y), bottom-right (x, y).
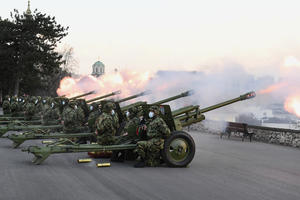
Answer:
top-left (0, 130), bottom-right (299, 200)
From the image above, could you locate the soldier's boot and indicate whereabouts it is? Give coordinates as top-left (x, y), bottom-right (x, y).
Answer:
top-left (134, 156), bottom-right (146, 168)
top-left (111, 151), bottom-right (125, 162)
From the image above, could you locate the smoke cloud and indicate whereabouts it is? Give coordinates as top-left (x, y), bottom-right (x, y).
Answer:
top-left (57, 58), bottom-right (300, 121)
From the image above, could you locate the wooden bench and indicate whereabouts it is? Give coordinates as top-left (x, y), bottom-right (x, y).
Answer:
top-left (220, 122), bottom-right (254, 142)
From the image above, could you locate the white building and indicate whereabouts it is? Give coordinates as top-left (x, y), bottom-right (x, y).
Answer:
top-left (91, 61), bottom-right (105, 77)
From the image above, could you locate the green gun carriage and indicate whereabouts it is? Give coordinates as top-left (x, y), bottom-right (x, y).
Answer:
top-left (22, 91), bottom-right (256, 167)
top-left (4, 91), bottom-right (190, 148)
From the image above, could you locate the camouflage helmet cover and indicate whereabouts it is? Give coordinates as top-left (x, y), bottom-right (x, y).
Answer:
top-left (149, 105), bottom-right (160, 114)
top-left (103, 102), bottom-right (114, 113)
top-left (128, 106), bottom-right (138, 115)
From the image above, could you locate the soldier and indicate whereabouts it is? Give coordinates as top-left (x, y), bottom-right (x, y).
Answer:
top-left (42, 98), bottom-right (60, 125)
top-left (2, 95), bottom-right (11, 114)
top-left (134, 105), bottom-right (171, 168)
top-left (17, 96), bottom-right (25, 112)
top-left (75, 99), bottom-right (88, 126)
top-left (112, 103), bottom-right (119, 131)
top-left (87, 102), bottom-right (101, 132)
top-left (35, 96), bottom-right (44, 115)
top-left (24, 96), bottom-right (36, 120)
top-left (10, 96), bottom-right (19, 116)
top-left (95, 102), bottom-right (117, 145)
top-left (122, 106), bottom-right (141, 140)
top-left (61, 101), bottom-right (87, 133)
top-left (111, 106), bottom-right (141, 162)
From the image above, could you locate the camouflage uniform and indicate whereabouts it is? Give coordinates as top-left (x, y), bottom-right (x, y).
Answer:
top-left (61, 101), bottom-right (84, 133)
top-left (134, 106), bottom-right (171, 167)
top-left (87, 103), bottom-right (101, 132)
top-left (95, 102), bottom-right (116, 145)
top-left (75, 99), bottom-right (87, 126)
top-left (77, 99), bottom-right (89, 119)
top-left (24, 97), bottom-right (36, 120)
top-left (111, 107), bottom-right (141, 162)
top-left (2, 95), bottom-right (11, 114)
top-left (42, 99), bottom-right (60, 125)
top-left (35, 96), bottom-right (44, 115)
top-left (17, 96), bottom-right (25, 112)
top-left (10, 96), bottom-right (19, 116)
top-left (122, 107), bottom-right (141, 141)
top-left (112, 103), bottom-right (120, 130)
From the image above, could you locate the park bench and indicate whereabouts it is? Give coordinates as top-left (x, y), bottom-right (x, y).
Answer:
top-left (220, 122), bottom-right (254, 142)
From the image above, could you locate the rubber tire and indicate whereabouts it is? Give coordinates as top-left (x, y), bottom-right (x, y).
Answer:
top-left (162, 131), bottom-right (195, 167)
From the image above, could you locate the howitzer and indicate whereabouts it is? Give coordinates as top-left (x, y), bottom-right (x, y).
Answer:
top-left (116, 90), bottom-right (151, 103)
top-left (5, 132), bottom-right (93, 148)
top-left (0, 119), bottom-right (59, 126)
top-left (0, 115), bottom-right (40, 122)
top-left (172, 91), bottom-right (256, 129)
top-left (6, 91), bottom-right (189, 147)
top-left (0, 113), bottom-right (24, 118)
top-left (150, 90), bottom-right (193, 105)
top-left (86, 90), bottom-right (121, 103)
top-left (0, 124), bottom-right (62, 137)
top-left (22, 91), bottom-right (256, 166)
top-left (120, 90), bottom-right (193, 112)
top-left (22, 143), bottom-right (137, 165)
top-left (68, 90), bottom-right (95, 100)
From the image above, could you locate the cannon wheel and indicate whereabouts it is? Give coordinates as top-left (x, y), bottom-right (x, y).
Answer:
top-left (162, 131), bottom-right (195, 167)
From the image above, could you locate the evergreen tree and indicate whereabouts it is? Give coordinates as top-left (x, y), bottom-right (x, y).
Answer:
top-left (0, 9), bottom-right (69, 97)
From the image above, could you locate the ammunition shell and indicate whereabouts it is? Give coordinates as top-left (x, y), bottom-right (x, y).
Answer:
top-left (96, 163), bottom-right (111, 167)
top-left (77, 158), bottom-right (92, 163)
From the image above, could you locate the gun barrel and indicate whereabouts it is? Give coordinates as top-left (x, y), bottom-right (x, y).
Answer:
top-left (69, 91), bottom-right (95, 100)
top-left (86, 90), bottom-right (121, 103)
top-left (151, 90), bottom-right (193, 105)
top-left (172, 105), bottom-right (199, 117)
top-left (199, 91), bottom-right (256, 113)
top-left (116, 90), bottom-right (150, 103)
top-left (121, 101), bottom-right (147, 111)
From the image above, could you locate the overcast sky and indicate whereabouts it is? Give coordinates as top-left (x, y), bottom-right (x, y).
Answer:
top-left (2, 0), bottom-right (300, 76)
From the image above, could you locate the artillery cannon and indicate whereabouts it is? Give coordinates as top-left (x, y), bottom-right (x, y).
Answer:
top-left (172, 91), bottom-right (256, 129)
top-left (68, 90), bottom-right (95, 100)
top-left (2, 91), bottom-right (150, 147)
top-left (0, 119), bottom-right (59, 126)
top-left (22, 91), bottom-right (256, 166)
top-left (5, 132), bottom-right (94, 148)
top-left (0, 124), bottom-right (62, 138)
top-left (0, 91), bottom-right (96, 121)
top-left (116, 90), bottom-right (151, 103)
top-left (2, 91), bottom-right (190, 148)
top-left (86, 90), bottom-right (121, 103)
top-left (120, 90), bottom-right (193, 112)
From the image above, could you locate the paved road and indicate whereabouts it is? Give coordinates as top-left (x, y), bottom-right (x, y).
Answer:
top-left (0, 131), bottom-right (299, 200)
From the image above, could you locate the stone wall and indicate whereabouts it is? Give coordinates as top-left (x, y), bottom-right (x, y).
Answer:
top-left (248, 126), bottom-right (300, 148)
top-left (189, 120), bottom-right (300, 149)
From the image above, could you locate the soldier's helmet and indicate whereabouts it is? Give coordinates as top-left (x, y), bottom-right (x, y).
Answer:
top-left (4, 95), bottom-right (10, 100)
top-left (149, 105), bottom-right (160, 115)
top-left (76, 99), bottom-right (86, 108)
top-left (68, 100), bottom-right (77, 108)
top-left (128, 107), bottom-right (138, 115)
top-left (18, 96), bottom-right (23, 102)
top-left (61, 98), bottom-right (69, 106)
top-left (103, 102), bottom-right (114, 113)
top-left (31, 96), bottom-right (38, 104)
top-left (37, 96), bottom-right (42, 101)
top-left (11, 96), bottom-right (18, 102)
top-left (45, 97), bottom-right (52, 104)
top-left (42, 98), bottom-right (47, 104)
